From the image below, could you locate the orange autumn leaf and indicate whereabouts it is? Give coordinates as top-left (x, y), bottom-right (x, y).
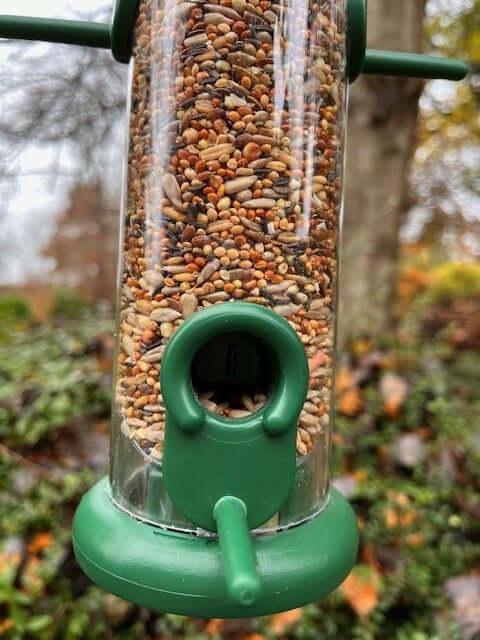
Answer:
top-left (338, 388), bottom-right (364, 417)
top-left (243, 635), bottom-right (265, 640)
top-left (353, 469), bottom-right (367, 483)
top-left (384, 494), bottom-right (417, 529)
top-left (335, 367), bottom-right (363, 416)
top-left (400, 509), bottom-right (418, 527)
top-left (340, 567), bottom-right (380, 617)
top-left (27, 532), bottom-right (53, 554)
top-left (406, 533), bottom-right (425, 548)
top-left (204, 619), bottom-right (225, 634)
top-left (397, 266), bottom-right (431, 304)
top-left (387, 491), bottom-right (411, 507)
top-left (0, 619), bottom-right (14, 636)
top-left (335, 367), bottom-right (355, 395)
top-left (384, 395), bottom-right (405, 419)
top-left (385, 507), bottom-right (399, 529)
top-left (270, 608), bottom-right (302, 634)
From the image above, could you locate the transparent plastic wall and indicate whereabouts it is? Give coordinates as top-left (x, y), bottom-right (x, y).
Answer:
top-left (110, 0), bottom-right (348, 532)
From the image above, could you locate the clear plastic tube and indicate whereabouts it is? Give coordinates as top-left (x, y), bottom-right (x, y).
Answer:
top-left (110, 0), bottom-right (348, 532)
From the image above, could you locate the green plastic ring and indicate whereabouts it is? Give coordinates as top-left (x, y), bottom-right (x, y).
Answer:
top-left (160, 302), bottom-right (310, 531)
top-left (161, 302), bottom-right (309, 439)
top-left (111, 0), bottom-right (139, 63)
top-left (347, 0), bottom-right (367, 82)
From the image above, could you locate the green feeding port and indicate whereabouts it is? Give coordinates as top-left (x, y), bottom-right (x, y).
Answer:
top-left (191, 332), bottom-right (275, 412)
top-left (160, 303), bottom-right (310, 531)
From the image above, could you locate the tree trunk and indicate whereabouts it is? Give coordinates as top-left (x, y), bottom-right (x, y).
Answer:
top-left (339, 0), bottom-right (427, 340)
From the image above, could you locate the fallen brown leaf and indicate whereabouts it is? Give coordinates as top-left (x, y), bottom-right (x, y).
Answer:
top-left (384, 493), bottom-right (417, 529)
top-left (97, 357), bottom-right (113, 372)
top-left (387, 491), bottom-right (410, 507)
top-left (385, 507), bottom-right (399, 529)
top-left (335, 367), bottom-right (355, 395)
top-left (397, 266), bottom-right (432, 304)
top-left (204, 619), bottom-right (225, 635)
top-left (0, 619), bottom-right (14, 636)
top-left (338, 388), bottom-right (364, 417)
top-left (400, 509), bottom-right (418, 527)
top-left (27, 532), bottom-right (53, 554)
top-left (340, 566), bottom-right (380, 617)
top-left (353, 469), bottom-right (367, 483)
top-left (406, 533), bottom-right (425, 547)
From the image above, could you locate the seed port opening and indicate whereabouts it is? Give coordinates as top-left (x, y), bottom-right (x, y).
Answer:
top-left (191, 332), bottom-right (276, 419)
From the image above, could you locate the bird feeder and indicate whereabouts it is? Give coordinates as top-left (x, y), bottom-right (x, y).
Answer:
top-left (0, 0), bottom-right (467, 618)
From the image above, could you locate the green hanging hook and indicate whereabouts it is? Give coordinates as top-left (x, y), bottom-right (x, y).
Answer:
top-left (0, 16), bottom-right (111, 49)
top-left (347, 0), bottom-right (468, 82)
top-left (0, 0), bottom-right (138, 63)
top-left (0, 0), bottom-right (469, 80)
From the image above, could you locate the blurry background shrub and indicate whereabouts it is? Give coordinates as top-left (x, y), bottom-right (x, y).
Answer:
top-left (0, 0), bottom-right (478, 638)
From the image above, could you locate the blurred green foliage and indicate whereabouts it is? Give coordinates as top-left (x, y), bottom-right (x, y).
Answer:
top-left (0, 312), bottom-right (112, 448)
top-left (424, 0), bottom-right (480, 148)
top-left (50, 290), bottom-right (93, 320)
top-left (0, 0), bottom-right (476, 637)
top-left (427, 262), bottom-right (480, 302)
top-left (413, 1), bottom-right (480, 261)
top-left (0, 297), bottom-right (33, 340)
top-left (0, 292), bottom-right (478, 639)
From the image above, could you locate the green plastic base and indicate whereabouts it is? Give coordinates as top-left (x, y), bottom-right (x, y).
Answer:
top-left (73, 478), bottom-right (358, 618)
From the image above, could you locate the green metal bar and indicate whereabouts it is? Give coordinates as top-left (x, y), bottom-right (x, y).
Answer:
top-left (363, 49), bottom-right (468, 81)
top-left (214, 496), bottom-right (261, 607)
top-left (0, 15), bottom-right (111, 49)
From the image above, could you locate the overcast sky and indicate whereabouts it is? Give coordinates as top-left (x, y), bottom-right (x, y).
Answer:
top-left (0, 0), bottom-right (474, 284)
top-left (0, 1), bottom-right (122, 284)
top-left (0, 1), bottom-right (110, 19)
